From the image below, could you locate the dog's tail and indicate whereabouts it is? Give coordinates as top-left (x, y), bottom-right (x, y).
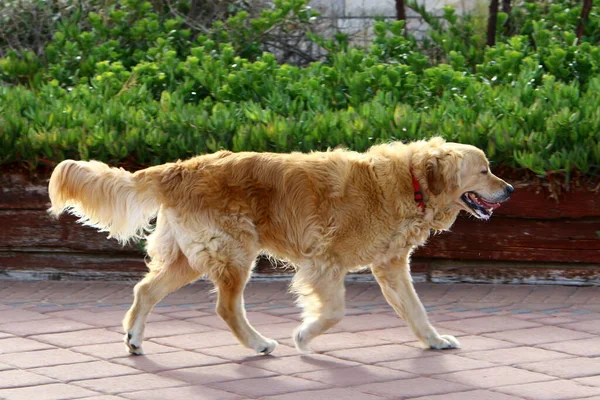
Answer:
top-left (48, 160), bottom-right (161, 244)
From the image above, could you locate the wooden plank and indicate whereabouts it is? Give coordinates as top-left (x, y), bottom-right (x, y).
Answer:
top-left (0, 173), bottom-right (49, 210)
top-left (0, 252), bottom-right (146, 273)
top-left (3, 254), bottom-right (599, 285)
top-left (0, 210), bottom-right (141, 254)
top-left (414, 216), bottom-right (600, 263)
top-left (496, 185), bottom-right (600, 219)
top-left (431, 265), bottom-right (600, 285)
top-left (0, 252), bottom-right (286, 279)
top-left (418, 246), bottom-right (599, 263)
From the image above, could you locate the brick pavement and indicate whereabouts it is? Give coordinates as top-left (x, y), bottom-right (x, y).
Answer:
top-left (0, 279), bottom-right (599, 399)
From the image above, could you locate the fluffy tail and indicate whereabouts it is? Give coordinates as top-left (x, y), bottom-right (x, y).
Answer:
top-left (48, 160), bottom-right (160, 244)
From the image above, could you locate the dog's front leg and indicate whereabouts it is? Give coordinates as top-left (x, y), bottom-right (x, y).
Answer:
top-left (372, 256), bottom-right (459, 349)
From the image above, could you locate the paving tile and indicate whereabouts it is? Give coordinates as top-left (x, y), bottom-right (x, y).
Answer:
top-left (570, 397), bottom-right (600, 400)
top-left (0, 337), bottom-right (54, 354)
top-left (443, 310), bottom-right (500, 320)
top-left (495, 379), bottom-right (600, 400)
top-left (335, 314), bottom-right (405, 332)
top-left (159, 362), bottom-right (274, 384)
top-left (151, 330), bottom-right (239, 350)
top-left (31, 360), bottom-right (142, 381)
top-left (71, 341), bottom-right (178, 359)
top-left (280, 332), bottom-right (389, 353)
top-left (244, 322), bottom-right (304, 340)
top-left (160, 310), bottom-right (212, 319)
top-left (243, 353), bottom-right (358, 375)
top-left (260, 306), bottom-right (302, 317)
top-left (380, 354), bottom-right (497, 375)
top-left (575, 375), bottom-right (600, 387)
top-left (262, 387), bottom-right (385, 400)
top-left (448, 335), bottom-right (518, 353)
top-left (356, 326), bottom-right (465, 344)
top-left (187, 312), bottom-right (292, 329)
top-left (148, 305), bottom-right (193, 314)
top-left (5, 281), bottom-right (600, 400)
top-left (505, 311), bottom-right (545, 320)
top-left (0, 369), bottom-right (56, 388)
top-left (199, 342), bottom-right (298, 361)
top-left (460, 347), bottom-right (574, 365)
top-left (31, 328), bottom-right (123, 348)
top-left (140, 319), bottom-right (213, 337)
top-left (568, 312), bottom-right (600, 321)
top-left (246, 311), bottom-right (297, 325)
top-left (355, 376), bottom-right (473, 398)
top-left (533, 316), bottom-right (577, 325)
top-left (410, 389), bottom-right (524, 400)
top-left (0, 309), bottom-right (49, 324)
top-left (0, 318), bottom-right (94, 336)
top-left (428, 312), bottom-right (463, 323)
top-left (438, 316), bottom-right (541, 335)
top-left (74, 373), bottom-right (186, 395)
top-left (45, 310), bottom-right (119, 327)
top-left (539, 337), bottom-right (600, 357)
top-left (435, 365), bottom-right (555, 388)
top-left (562, 320), bottom-right (600, 334)
top-left (519, 357), bottom-right (600, 379)
top-left (122, 385), bottom-right (242, 400)
top-left (0, 361), bottom-right (14, 371)
top-left (49, 309), bottom-right (170, 327)
top-left (208, 375), bottom-right (329, 397)
top-left (297, 364), bottom-right (415, 386)
top-left (111, 350), bottom-right (226, 373)
top-left (0, 348), bottom-right (95, 369)
top-left (0, 383), bottom-right (99, 400)
top-left (485, 326), bottom-right (594, 345)
top-left (326, 343), bottom-right (438, 364)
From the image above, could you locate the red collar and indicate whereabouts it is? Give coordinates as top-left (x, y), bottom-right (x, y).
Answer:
top-left (411, 170), bottom-right (425, 212)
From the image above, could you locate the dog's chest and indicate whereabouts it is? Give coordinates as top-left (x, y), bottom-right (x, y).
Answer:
top-left (346, 220), bottom-right (431, 266)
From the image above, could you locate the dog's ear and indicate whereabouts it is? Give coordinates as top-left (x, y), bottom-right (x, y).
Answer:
top-left (425, 148), bottom-right (462, 195)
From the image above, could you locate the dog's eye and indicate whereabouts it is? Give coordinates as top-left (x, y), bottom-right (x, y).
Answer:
top-left (481, 169), bottom-right (488, 175)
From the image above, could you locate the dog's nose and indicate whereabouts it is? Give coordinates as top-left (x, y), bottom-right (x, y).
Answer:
top-left (505, 184), bottom-right (514, 195)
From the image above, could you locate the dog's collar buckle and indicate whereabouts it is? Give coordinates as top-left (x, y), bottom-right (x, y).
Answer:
top-left (411, 170), bottom-right (425, 212)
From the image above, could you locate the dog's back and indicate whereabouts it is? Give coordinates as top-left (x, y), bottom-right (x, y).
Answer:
top-left (150, 149), bottom-right (387, 262)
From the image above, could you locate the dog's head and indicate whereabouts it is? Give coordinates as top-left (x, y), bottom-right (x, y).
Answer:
top-left (414, 138), bottom-right (513, 220)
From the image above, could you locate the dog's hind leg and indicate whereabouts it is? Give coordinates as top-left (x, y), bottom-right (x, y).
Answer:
top-left (209, 259), bottom-right (278, 354)
top-left (123, 255), bottom-right (200, 355)
top-left (292, 266), bottom-right (346, 353)
top-left (372, 254), bottom-right (460, 350)
top-left (123, 212), bottom-right (201, 354)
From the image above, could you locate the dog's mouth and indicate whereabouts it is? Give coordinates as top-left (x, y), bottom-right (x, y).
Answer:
top-left (461, 191), bottom-right (504, 220)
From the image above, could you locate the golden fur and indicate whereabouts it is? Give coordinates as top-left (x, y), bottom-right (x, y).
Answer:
top-left (48, 137), bottom-right (512, 354)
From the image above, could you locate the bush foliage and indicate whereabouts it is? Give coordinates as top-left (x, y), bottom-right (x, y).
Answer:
top-left (0, 0), bottom-right (599, 180)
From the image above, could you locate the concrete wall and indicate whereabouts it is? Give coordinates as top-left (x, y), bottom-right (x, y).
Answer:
top-left (309, 0), bottom-right (485, 45)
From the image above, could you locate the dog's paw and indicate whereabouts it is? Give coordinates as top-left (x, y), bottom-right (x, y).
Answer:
top-left (255, 338), bottom-right (278, 355)
top-left (124, 332), bottom-right (144, 355)
top-left (293, 326), bottom-right (314, 354)
top-left (427, 334), bottom-right (460, 350)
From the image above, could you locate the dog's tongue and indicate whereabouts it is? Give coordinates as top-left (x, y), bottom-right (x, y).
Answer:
top-left (477, 196), bottom-right (502, 210)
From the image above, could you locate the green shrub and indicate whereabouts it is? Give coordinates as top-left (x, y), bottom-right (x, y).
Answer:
top-left (0, 0), bottom-right (598, 182)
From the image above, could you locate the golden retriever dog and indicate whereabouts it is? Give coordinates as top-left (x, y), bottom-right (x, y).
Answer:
top-left (48, 137), bottom-right (512, 355)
